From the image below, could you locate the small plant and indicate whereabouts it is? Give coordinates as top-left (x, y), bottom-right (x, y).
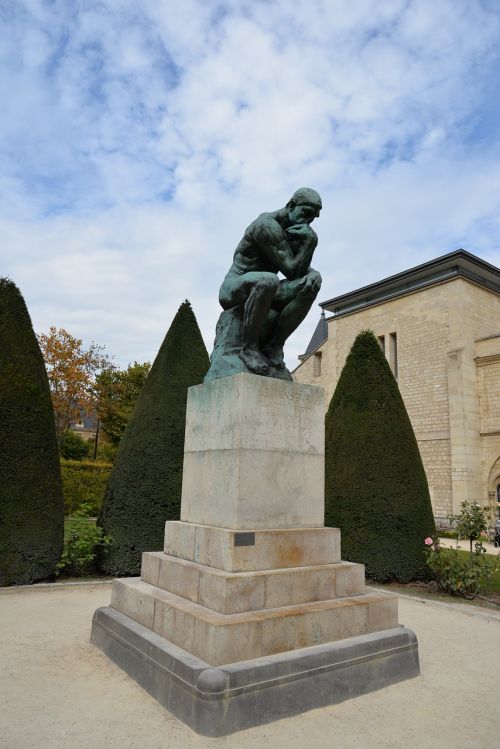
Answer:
top-left (450, 501), bottom-right (492, 561)
top-left (424, 536), bottom-right (498, 599)
top-left (57, 507), bottom-right (111, 576)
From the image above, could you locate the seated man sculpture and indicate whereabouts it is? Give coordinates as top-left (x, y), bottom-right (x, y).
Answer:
top-left (204, 187), bottom-right (322, 382)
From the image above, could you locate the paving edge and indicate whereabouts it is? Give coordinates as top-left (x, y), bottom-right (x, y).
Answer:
top-left (91, 605), bottom-right (420, 736)
top-left (366, 586), bottom-right (500, 622)
top-left (0, 580), bottom-right (113, 593)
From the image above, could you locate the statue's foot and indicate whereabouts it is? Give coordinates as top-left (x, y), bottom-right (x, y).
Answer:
top-left (269, 364), bottom-right (292, 381)
top-left (239, 347), bottom-right (270, 375)
top-left (261, 345), bottom-right (285, 370)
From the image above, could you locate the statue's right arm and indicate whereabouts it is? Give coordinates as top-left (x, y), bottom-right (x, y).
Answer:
top-left (253, 217), bottom-right (317, 280)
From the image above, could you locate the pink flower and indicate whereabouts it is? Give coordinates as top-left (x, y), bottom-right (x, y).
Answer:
top-left (424, 537), bottom-right (433, 546)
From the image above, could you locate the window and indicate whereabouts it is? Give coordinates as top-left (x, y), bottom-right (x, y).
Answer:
top-left (313, 351), bottom-right (322, 377)
top-left (378, 335), bottom-right (385, 354)
top-left (389, 332), bottom-right (398, 379)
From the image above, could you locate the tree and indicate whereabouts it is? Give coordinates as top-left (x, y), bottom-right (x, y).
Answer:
top-left (453, 501), bottom-right (491, 561)
top-left (95, 361), bottom-right (151, 446)
top-left (325, 330), bottom-right (436, 583)
top-left (98, 301), bottom-right (210, 575)
top-left (37, 326), bottom-right (112, 443)
top-left (59, 429), bottom-right (89, 460)
top-left (0, 278), bottom-right (64, 585)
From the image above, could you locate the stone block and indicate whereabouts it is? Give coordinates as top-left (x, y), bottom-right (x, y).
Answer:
top-left (164, 521), bottom-right (341, 572)
top-left (180, 374), bottom-right (324, 529)
top-left (109, 578), bottom-right (398, 666)
top-left (141, 552), bottom-right (365, 613)
top-left (110, 578), bottom-right (155, 630)
top-left (91, 606), bottom-right (420, 736)
top-left (334, 562), bottom-right (366, 598)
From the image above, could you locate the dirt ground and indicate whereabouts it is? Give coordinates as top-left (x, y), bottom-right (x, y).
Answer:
top-left (1, 582), bottom-right (499, 749)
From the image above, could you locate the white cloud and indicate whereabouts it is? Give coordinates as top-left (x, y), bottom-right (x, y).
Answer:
top-left (1, 0), bottom-right (499, 369)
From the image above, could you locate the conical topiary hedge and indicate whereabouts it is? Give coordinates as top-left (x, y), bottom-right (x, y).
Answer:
top-left (325, 330), bottom-right (436, 582)
top-left (0, 278), bottom-right (64, 585)
top-left (98, 301), bottom-right (209, 575)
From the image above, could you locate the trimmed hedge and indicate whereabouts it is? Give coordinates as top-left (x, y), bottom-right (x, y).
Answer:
top-left (60, 459), bottom-right (112, 516)
top-left (98, 301), bottom-right (210, 575)
top-left (0, 278), bottom-right (64, 585)
top-left (325, 330), bottom-right (436, 582)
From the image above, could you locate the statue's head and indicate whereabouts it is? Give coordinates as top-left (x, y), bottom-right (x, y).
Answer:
top-left (286, 187), bottom-right (322, 225)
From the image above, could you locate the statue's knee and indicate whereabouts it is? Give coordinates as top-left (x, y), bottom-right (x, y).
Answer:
top-left (298, 285), bottom-right (319, 301)
top-left (257, 274), bottom-right (279, 293)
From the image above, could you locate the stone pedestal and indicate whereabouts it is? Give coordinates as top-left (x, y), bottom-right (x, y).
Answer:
top-left (180, 374), bottom-right (325, 528)
top-left (91, 374), bottom-right (419, 735)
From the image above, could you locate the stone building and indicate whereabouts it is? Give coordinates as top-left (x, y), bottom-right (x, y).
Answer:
top-left (293, 250), bottom-right (500, 525)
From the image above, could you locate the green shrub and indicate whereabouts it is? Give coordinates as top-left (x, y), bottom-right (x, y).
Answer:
top-left (60, 430), bottom-right (89, 460)
top-left (451, 501), bottom-right (492, 559)
top-left (0, 278), bottom-right (64, 585)
top-left (60, 459), bottom-right (112, 515)
top-left (425, 538), bottom-right (498, 598)
top-left (90, 440), bottom-right (118, 463)
top-left (58, 511), bottom-right (111, 577)
top-left (98, 301), bottom-right (210, 576)
top-left (325, 330), bottom-right (436, 583)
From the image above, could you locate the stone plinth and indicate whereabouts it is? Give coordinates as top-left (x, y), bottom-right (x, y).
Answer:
top-left (91, 609), bottom-right (419, 737)
top-left (164, 522), bottom-right (340, 572)
top-left (180, 374), bottom-right (324, 529)
top-left (91, 374), bottom-right (419, 735)
top-left (141, 551), bottom-right (364, 613)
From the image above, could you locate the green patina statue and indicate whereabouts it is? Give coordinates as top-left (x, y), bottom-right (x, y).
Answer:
top-left (205, 187), bottom-right (322, 382)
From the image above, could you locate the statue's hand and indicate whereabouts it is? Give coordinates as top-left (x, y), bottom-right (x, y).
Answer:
top-left (287, 224), bottom-right (317, 240)
top-left (298, 269), bottom-right (322, 296)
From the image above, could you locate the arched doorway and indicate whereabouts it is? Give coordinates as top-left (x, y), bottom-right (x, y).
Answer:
top-left (487, 456), bottom-right (500, 518)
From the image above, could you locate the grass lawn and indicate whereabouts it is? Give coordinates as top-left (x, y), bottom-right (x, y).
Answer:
top-left (64, 514), bottom-right (97, 540)
top-left (450, 548), bottom-right (500, 595)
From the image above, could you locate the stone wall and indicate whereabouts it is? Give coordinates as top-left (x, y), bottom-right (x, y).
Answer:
top-left (476, 333), bottom-right (500, 508)
top-left (293, 277), bottom-right (500, 519)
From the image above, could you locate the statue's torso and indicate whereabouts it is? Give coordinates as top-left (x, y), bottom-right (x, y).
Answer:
top-left (226, 211), bottom-right (285, 277)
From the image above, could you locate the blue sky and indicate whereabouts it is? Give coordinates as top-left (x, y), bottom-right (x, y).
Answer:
top-left (2, 0), bottom-right (500, 367)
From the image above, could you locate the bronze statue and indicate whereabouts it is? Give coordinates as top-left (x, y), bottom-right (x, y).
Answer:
top-left (205, 188), bottom-right (322, 382)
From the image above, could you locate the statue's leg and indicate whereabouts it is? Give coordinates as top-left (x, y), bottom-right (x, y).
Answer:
top-left (219, 272), bottom-right (279, 375)
top-left (262, 273), bottom-right (321, 369)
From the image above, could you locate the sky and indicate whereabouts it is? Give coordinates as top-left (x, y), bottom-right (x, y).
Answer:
top-left (2, 0), bottom-right (500, 369)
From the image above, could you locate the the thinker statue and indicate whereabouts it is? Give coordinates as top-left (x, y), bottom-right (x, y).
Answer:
top-left (204, 187), bottom-right (322, 382)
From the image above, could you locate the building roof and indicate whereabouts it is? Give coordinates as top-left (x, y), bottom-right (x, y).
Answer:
top-left (320, 249), bottom-right (500, 318)
top-left (299, 311), bottom-right (328, 360)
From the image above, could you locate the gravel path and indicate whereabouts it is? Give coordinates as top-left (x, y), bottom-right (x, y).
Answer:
top-left (1, 583), bottom-right (499, 749)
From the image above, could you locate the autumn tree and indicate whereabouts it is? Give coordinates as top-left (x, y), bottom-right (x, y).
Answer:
top-left (95, 361), bottom-right (151, 445)
top-left (37, 327), bottom-right (112, 444)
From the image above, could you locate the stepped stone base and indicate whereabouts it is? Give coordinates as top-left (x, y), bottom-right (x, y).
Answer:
top-left (142, 551), bottom-right (364, 613)
top-left (110, 577), bottom-right (397, 666)
top-left (91, 376), bottom-right (420, 734)
top-left (91, 606), bottom-right (419, 737)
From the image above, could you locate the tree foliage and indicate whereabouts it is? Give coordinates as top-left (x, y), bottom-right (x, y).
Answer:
top-left (59, 429), bottom-right (89, 460)
top-left (452, 501), bottom-right (492, 559)
top-left (38, 326), bottom-right (112, 443)
top-left (325, 330), bottom-right (436, 583)
top-left (98, 301), bottom-right (209, 575)
top-left (60, 459), bottom-right (112, 516)
top-left (0, 278), bottom-right (64, 585)
top-left (95, 361), bottom-right (151, 445)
